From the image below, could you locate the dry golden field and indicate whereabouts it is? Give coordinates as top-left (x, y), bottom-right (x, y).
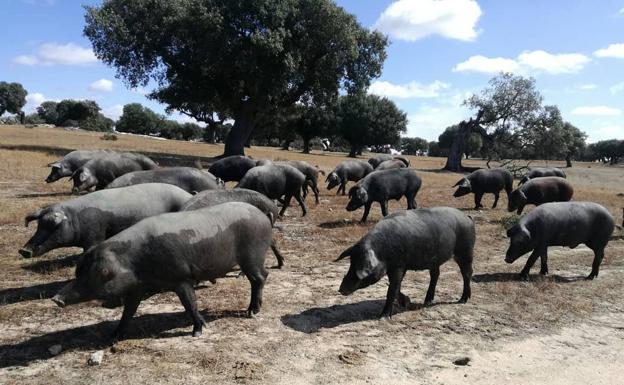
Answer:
top-left (0, 124), bottom-right (623, 384)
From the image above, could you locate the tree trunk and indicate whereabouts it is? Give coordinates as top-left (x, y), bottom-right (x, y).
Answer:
top-left (302, 138), bottom-right (311, 154)
top-left (223, 103), bottom-right (255, 156)
top-left (348, 144), bottom-right (360, 158)
top-left (565, 154), bottom-right (572, 168)
top-left (204, 124), bottom-right (216, 144)
top-left (281, 140), bottom-right (291, 150)
top-left (444, 110), bottom-right (484, 172)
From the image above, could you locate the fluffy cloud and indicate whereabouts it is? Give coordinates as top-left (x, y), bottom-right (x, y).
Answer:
top-left (23, 92), bottom-right (47, 113)
top-left (89, 79), bottom-right (114, 92)
top-left (571, 106), bottom-right (622, 116)
top-left (405, 93), bottom-right (471, 140)
top-left (593, 125), bottom-right (624, 140)
top-left (594, 43), bottom-right (624, 58)
top-left (577, 84), bottom-right (597, 90)
top-left (368, 80), bottom-right (450, 98)
top-left (102, 105), bottom-right (124, 121)
top-left (454, 50), bottom-right (590, 75)
top-left (373, 0), bottom-right (482, 42)
top-left (13, 43), bottom-right (97, 66)
top-left (609, 81), bottom-right (624, 94)
top-left (453, 55), bottom-right (519, 74)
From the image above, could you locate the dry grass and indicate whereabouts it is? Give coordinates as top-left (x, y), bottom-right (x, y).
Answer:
top-left (0, 124), bottom-right (623, 384)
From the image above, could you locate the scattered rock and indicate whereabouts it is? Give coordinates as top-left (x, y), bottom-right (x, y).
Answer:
top-left (328, 208), bottom-right (333, 212)
top-left (88, 350), bottom-right (105, 366)
top-left (338, 350), bottom-right (364, 365)
top-left (453, 356), bottom-right (471, 366)
top-left (48, 344), bottom-right (62, 356)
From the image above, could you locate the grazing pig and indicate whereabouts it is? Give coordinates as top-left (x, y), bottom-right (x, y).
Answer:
top-left (336, 207), bottom-right (475, 318)
top-left (208, 155), bottom-right (260, 182)
top-left (106, 167), bottom-right (224, 193)
top-left (508, 177), bottom-right (573, 214)
top-left (519, 167), bottom-right (566, 186)
top-left (45, 149), bottom-right (112, 183)
top-left (71, 153), bottom-right (158, 193)
top-left (236, 164), bottom-right (307, 216)
top-left (276, 160), bottom-right (324, 204)
top-left (326, 160), bottom-right (374, 195)
top-left (453, 168), bottom-right (513, 209)
top-left (505, 202), bottom-right (615, 280)
top-left (375, 159), bottom-right (407, 171)
top-left (52, 202), bottom-right (272, 339)
top-left (19, 184), bottom-right (191, 258)
top-left (346, 169), bottom-right (422, 222)
top-left (181, 188), bottom-right (285, 268)
top-left (368, 155), bottom-right (410, 169)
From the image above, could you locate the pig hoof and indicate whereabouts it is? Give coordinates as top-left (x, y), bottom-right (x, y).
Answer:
top-left (397, 295), bottom-right (410, 308)
top-left (585, 274), bottom-right (596, 281)
top-left (457, 297), bottom-right (469, 304)
top-left (192, 330), bottom-right (202, 337)
top-left (517, 274), bottom-right (529, 281)
top-left (540, 270), bottom-right (549, 276)
top-left (379, 314), bottom-right (392, 322)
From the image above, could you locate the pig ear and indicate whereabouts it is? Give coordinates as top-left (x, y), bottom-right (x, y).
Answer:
top-left (51, 211), bottom-right (68, 225)
top-left (521, 226), bottom-right (531, 240)
top-left (356, 249), bottom-right (380, 280)
top-left (453, 178), bottom-right (467, 187)
top-left (24, 209), bottom-right (43, 227)
top-left (334, 246), bottom-right (353, 262)
top-left (48, 161), bottom-right (61, 169)
top-left (519, 190), bottom-right (527, 201)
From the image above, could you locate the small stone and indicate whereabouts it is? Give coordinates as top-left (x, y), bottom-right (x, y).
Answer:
top-left (328, 208), bottom-right (333, 212)
top-left (48, 344), bottom-right (62, 356)
top-left (88, 350), bottom-right (104, 366)
top-left (453, 357), bottom-right (471, 366)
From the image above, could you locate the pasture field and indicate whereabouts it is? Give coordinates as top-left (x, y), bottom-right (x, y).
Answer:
top-left (1, 124), bottom-right (623, 384)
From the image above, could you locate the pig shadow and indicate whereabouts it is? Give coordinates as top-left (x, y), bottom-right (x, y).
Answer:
top-left (318, 219), bottom-right (363, 229)
top-left (472, 272), bottom-right (586, 283)
top-left (15, 191), bottom-right (72, 199)
top-left (0, 280), bottom-right (71, 305)
top-left (0, 308), bottom-right (245, 368)
top-left (281, 299), bottom-right (454, 333)
top-left (21, 254), bottom-right (82, 274)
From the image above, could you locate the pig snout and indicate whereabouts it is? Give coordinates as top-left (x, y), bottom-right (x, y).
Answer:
top-left (51, 294), bottom-right (66, 308)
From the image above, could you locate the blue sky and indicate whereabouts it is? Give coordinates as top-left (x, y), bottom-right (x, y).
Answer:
top-left (1, 0), bottom-right (623, 142)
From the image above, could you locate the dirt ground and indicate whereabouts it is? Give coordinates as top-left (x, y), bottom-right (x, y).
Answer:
top-left (1, 125), bottom-right (623, 384)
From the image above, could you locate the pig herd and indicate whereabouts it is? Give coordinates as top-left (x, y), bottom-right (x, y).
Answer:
top-left (16, 150), bottom-right (616, 339)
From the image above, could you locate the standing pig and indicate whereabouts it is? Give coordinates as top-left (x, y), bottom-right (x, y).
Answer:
top-left (453, 168), bottom-right (513, 209)
top-left (346, 169), bottom-right (422, 222)
top-left (106, 167), bottom-right (224, 193)
top-left (519, 167), bottom-right (566, 186)
top-left (336, 207), bottom-right (475, 318)
top-left (208, 155), bottom-right (261, 182)
top-left (71, 153), bottom-right (158, 193)
top-left (45, 149), bottom-right (112, 183)
top-left (19, 184), bottom-right (191, 258)
top-left (505, 202), bottom-right (615, 280)
top-left (52, 202), bottom-right (272, 339)
top-left (508, 177), bottom-right (573, 214)
top-left (368, 155), bottom-right (410, 169)
top-left (326, 160), bottom-right (374, 195)
top-left (276, 160), bottom-right (324, 204)
top-left (181, 188), bottom-right (285, 268)
top-left (236, 164), bottom-right (307, 216)
top-left (375, 159), bottom-right (407, 171)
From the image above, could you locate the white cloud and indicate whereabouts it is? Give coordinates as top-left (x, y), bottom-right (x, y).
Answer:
top-left (102, 105), bottom-right (124, 121)
top-left (453, 55), bottom-right (519, 74)
top-left (594, 43), bottom-right (624, 58)
top-left (517, 50), bottom-right (590, 74)
top-left (571, 106), bottom-right (622, 116)
top-left (609, 81), bottom-right (624, 94)
top-left (454, 50), bottom-right (590, 75)
top-left (620, 7), bottom-right (624, 15)
top-left (368, 80), bottom-right (450, 98)
top-left (577, 84), bottom-right (597, 90)
top-left (373, 0), bottom-right (482, 42)
top-left (23, 92), bottom-right (47, 113)
top-left (406, 93), bottom-right (471, 140)
top-left (13, 43), bottom-right (97, 66)
top-left (89, 79), bottom-right (113, 92)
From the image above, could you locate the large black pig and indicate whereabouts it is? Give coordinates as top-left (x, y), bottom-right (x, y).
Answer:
top-left (453, 168), bottom-right (513, 209)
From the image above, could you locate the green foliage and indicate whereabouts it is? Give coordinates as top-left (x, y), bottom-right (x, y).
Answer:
top-left (36, 101), bottom-right (59, 124)
top-left (583, 139), bottom-right (624, 164)
top-left (160, 121), bottom-right (204, 141)
top-left (55, 100), bottom-right (101, 127)
top-left (100, 132), bottom-right (118, 141)
top-left (336, 93), bottom-right (407, 157)
top-left (116, 103), bottom-right (161, 135)
top-left (83, 0), bottom-right (387, 155)
top-left (23, 113), bottom-right (44, 124)
top-left (427, 141), bottom-right (444, 157)
top-left (0, 81), bottom-right (27, 116)
top-left (81, 114), bottom-right (115, 132)
top-left (438, 125), bottom-right (482, 157)
top-left (400, 137), bottom-right (428, 155)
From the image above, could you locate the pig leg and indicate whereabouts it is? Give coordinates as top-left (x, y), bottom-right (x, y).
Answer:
top-left (380, 268), bottom-right (406, 319)
top-left (518, 248), bottom-right (543, 280)
top-left (279, 194), bottom-right (293, 216)
top-left (360, 203), bottom-right (372, 222)
top-left (338, 182), bottom-right (347, 195)
top-left (244, 266), bottom-right (268, 317)
top-left (380, 200), bottom-right (389, 217)
top-left (112, 294), bottom-right (141, 340)
top-left (587, 248), bottom-right (604, 280)
top-left (474, 192), bottom-right (484, 209)
top-left (406, 193), bottom-right (415, 209)
top-left (424, 266), bottom-right (440, 306)
top-left (312, 183), bottom-right (321, 204)
top-left (492, 192), bottom-right (500, 208)
top-left (175, 282), bottom-right (206, 337)
top-left (270, 239), bottom-right (284, 269)
top-left (293, 190), bottom-right (308, 217)
top-left (456, 256), bottom-right (473, 303)
top-left (539, 250), bottom-right (549, 275)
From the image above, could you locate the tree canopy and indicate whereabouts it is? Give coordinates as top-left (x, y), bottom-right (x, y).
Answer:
top-left (0, 82), bottom-right (27, 117)
top-left (400, 137), bottom-right (428, 156)
top-left (84, 0), bottom-right (387, 156)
